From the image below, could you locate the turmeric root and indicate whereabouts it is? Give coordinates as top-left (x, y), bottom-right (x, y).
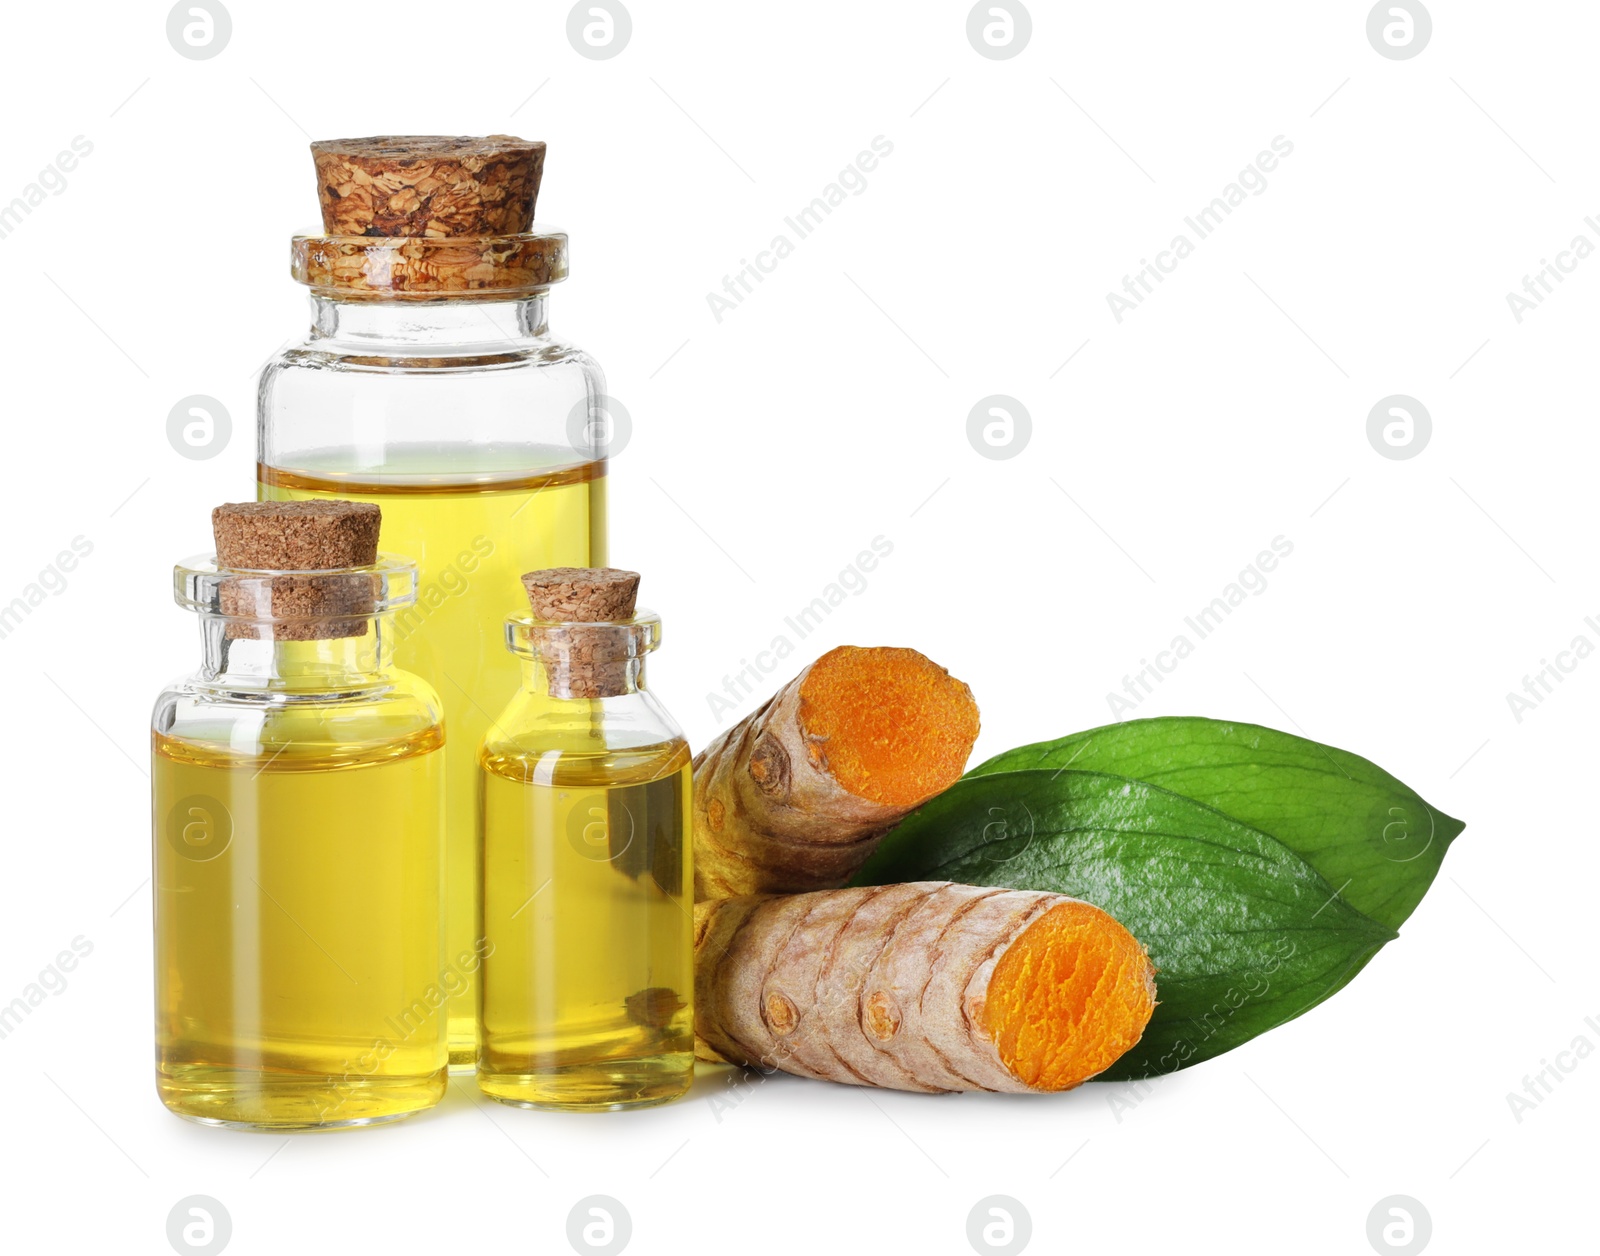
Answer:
top-left (693, 882), bottom-right (1156, 1093)
top-left (693, 646), bottom-right (979, 900)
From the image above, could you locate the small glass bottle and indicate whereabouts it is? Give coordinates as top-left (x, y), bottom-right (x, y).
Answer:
top-left (257, 136), bottom-right (609, 1064)
top-left (151, 503), bottom-right (447, 1129)
top-left (479, 569), bottom-right (693, 1110)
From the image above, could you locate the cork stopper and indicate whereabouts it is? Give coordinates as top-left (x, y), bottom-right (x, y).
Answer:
top-left (521, 568), bottom-right (643, 699)
top-left (311, 135), bottom-right (545, 238)
top-left (212, 501), bottom-right (382, 642)
top-left (213, 500), bottom-right (381, 570)
top-left (521, 568), bottom-right (640, 622)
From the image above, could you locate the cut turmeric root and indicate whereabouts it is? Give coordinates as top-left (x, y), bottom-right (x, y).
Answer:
top-left (693, 646), bottom-right (980, 900)
top-left (693, 882), bottom-right (1157, 1093)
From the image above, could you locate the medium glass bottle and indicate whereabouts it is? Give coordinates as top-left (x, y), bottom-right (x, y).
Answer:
top-left (479, 569), bottom-right (693, 1110)
top-left (256, 136), bottom-right (608, 1063)
top-left (151, 519), bottom-right (447, 1129)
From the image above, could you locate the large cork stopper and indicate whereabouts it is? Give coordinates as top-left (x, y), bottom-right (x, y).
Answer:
top-left (521, 568), bottom-right (642, 699)
top-left (311, 135), bottom-right (545, 238)
top-left (212, 501), bottom-right (382, 642)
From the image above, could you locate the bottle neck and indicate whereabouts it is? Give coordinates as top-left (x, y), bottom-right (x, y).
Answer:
top-left (309, 293), bottom-right (550, 346)
top-left (520, 654), bottom-right (647, 700)
top-left (196, 614), bottom-right (399, 694)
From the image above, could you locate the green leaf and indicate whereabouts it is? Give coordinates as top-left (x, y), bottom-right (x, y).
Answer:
top-left (967, 717), bottom-right (1463, 933)
top-left (851, 770), bottom-right (1397, 1079)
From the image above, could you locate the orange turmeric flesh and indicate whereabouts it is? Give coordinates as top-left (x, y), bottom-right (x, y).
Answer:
top-left (984, 901), bottom-right (1158, 1091)
top-left (693, 646), bottom-right (980, 899)
top-left (798, 646), bottom-right (980, 807)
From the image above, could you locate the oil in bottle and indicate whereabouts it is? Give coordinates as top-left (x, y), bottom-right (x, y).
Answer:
top-left (478, 568), bottom-right (694, 1110)
top-left (152, 501), bottom-right (448, 1129)
top-left (155, 727), bottom-right (445, 1127)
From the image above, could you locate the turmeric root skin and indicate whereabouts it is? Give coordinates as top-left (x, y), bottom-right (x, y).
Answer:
top-left (693, 882), bottom-right (1156, 1093)
top-left (693, 646), bottom-right (979, 900)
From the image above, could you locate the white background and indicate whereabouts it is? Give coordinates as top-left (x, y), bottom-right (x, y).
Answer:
top-left (0, 2), bottom-right (1592, 1253)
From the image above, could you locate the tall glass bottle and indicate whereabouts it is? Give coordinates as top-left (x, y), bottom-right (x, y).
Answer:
top-left (479, 569), bottom-right (693, 1110)
top-left (152, 545), bottom-right (447, 1129)
top-left (256, 136), bottom-right (608, 1063)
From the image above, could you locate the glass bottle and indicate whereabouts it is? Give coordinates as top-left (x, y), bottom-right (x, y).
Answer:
top-left (256, 136), bottom-right (608, 1064)
top-left (479, 574), bottom-right (693, 1110)
top-left (151, 553), bottom-right (447, 1129)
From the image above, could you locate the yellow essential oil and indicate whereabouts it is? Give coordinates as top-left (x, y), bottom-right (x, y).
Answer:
top-left (261, 442), bottom-right (606, 1065)
top-left (479, 742), bottom-right (694, 1109)
top-left (154, 728), bottom-right (446, 1129)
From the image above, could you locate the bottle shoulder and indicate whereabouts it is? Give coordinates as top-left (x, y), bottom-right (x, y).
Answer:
top-left (263, 334), bottom-right (603, 377)
top-left (483, 731), bottom-right (690, 789)
top-left (482, 689), bottom-right (688, 776)
top-left (152, 669), bottom-right (446, 763)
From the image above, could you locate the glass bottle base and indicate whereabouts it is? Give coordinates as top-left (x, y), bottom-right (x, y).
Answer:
top-left (478, 1055), bottom-right (693, 1112)
top-left (158, 1063), bottom-right (447, 1131)
top-left (174, 1109), bottom-right (417, 1133)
